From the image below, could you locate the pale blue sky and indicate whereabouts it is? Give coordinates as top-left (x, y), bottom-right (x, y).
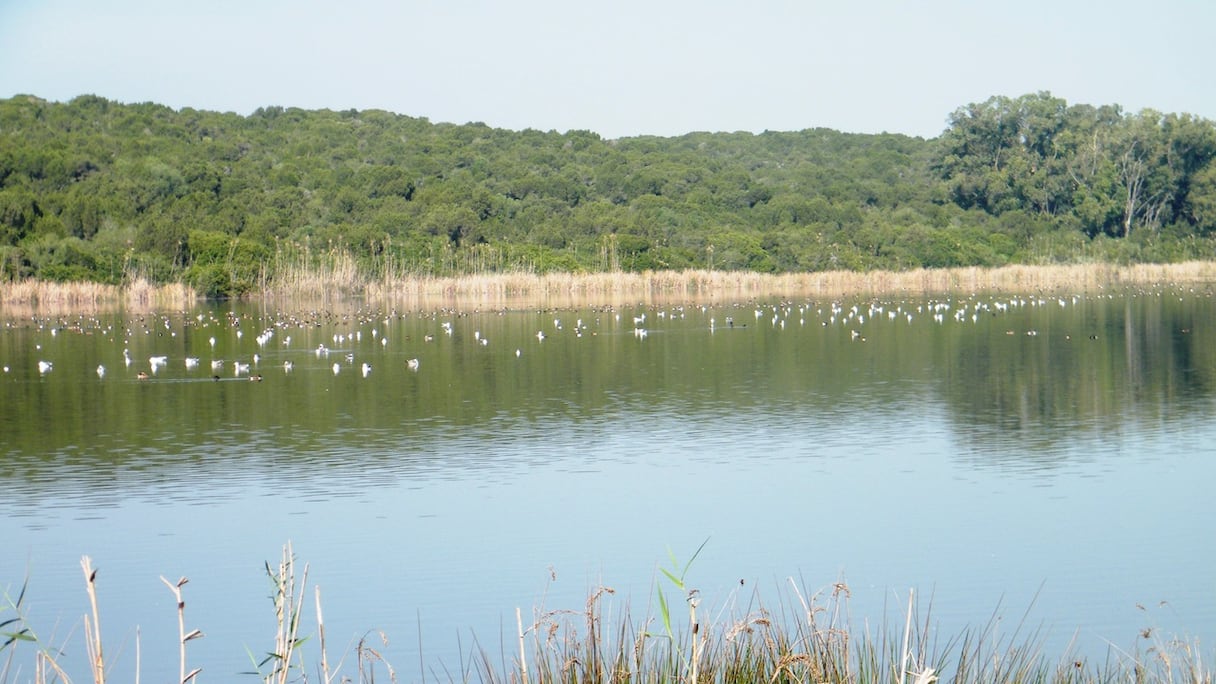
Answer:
top-left (2, 0), bottom-right (1213, 139)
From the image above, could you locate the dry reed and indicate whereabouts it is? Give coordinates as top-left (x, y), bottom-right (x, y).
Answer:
top-left (259, 542), bottom-right (309, 684)
top-left (0, 279), bottom-right (198, 317)
top-left (80, 557), bottom-right (104, 684)
top-left (159, 576), bottom-right (202, 684)
top-left (272, 261), bottom-right (1216, 311)
top-left (5, 261), bottom-right (1216, 315)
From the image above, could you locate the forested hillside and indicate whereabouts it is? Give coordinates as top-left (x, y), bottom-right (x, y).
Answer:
top-left (1, 92), bottom-right (1214, 296)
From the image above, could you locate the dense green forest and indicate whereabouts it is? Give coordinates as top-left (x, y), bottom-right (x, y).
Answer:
top-left (1, 91), bottom-right (1215, 296)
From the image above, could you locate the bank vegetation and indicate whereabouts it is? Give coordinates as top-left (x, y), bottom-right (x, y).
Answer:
top-left (3, 93), bottom-right (1216, 298)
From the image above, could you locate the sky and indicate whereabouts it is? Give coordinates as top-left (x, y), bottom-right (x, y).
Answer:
top-left (2, 0), bottom-right (1214, 140)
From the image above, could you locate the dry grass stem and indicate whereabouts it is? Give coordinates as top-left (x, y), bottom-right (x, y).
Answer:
top-left (159, 576), bottom-right (201, 684)
top-left (516, 605), bottom-right (528, 684)
top-left (316, 585), bottom-right (331, 684)
top-left (80, 556), bottom-right (105, 684)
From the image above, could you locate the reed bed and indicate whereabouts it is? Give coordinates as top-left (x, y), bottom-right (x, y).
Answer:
top-left (0, 278), bottom-right (197, 317)
top-left (1, 545), bottom-right (1210, 684)
top-left (5, 261), bottom-right (1216, 315)
top-left (272, 261), bottom-right (1216, 311)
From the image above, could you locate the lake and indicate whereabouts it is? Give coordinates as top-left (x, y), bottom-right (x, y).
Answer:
top-left (2, 288), bottom-right (1214, 682)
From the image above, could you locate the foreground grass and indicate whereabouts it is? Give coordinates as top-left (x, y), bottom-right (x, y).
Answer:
top-left (1, 545), bottom-right (1209, 684)
top-left (6, 261), bottom-right (1216, 315)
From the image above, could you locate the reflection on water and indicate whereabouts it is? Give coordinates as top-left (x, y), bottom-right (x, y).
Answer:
top-left (1, 291), bottom-right (1214, 681)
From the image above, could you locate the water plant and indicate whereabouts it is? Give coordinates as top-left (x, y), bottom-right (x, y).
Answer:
top-left (655, 538), bottom-right (709, 683)
top-left (245, 541), bottom-right (317, 684)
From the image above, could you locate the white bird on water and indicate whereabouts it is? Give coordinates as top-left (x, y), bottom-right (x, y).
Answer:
top-left (96, 364), bottom-right (105, 378)
top-left (406, 358), bottom-right (420, 371)
top-left (332, 362), bottom-right (341, 375)
top-left (37, 360), bottom-right (52, 374)
top-left (361, 362), bottom-right (372, 377)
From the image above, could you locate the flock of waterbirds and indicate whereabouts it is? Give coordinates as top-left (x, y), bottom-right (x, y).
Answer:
top-left (4, 289), bottom-right (1181, 381)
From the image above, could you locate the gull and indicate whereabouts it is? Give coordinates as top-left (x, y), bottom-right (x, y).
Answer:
top-left (332, 362), bottom-right (341, 375)
top-left (185, 357), bottom-right (200, 369)
top-left (96, 365), bottom-right (105, 378)
top-left (211, 359), bottom-right (224, 370)
top-left (361, 362), bottom-right (372, 377)
top-left (406, 358), bottom-right (420, 371)
top-left (38, 360), bottom-right (53, 374)
top-left (283, 360), bottom-right (294, 372)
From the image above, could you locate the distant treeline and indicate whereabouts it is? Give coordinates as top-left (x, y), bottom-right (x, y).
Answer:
top-left (1, 92), bottom-right (1214, 296)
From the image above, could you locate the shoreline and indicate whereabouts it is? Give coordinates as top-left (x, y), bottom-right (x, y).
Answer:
top-left (4, 261), bottom-right (1216, 315)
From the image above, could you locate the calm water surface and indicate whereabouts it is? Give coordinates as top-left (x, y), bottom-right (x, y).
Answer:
top-left (2, 290), bottom-right (1214, 681)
